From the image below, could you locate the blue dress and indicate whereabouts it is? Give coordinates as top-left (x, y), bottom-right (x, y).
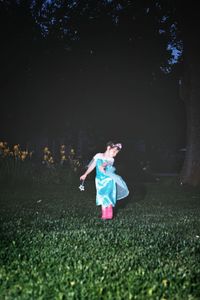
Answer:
top-left (92, 153), bottom-right (129, 207)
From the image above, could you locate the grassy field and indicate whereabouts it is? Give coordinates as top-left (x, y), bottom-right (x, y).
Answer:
top-left (0, 178), bottom-right (200, 299)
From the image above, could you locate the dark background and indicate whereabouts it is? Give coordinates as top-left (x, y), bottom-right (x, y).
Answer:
top-left (0, 1), bottom-right (186, 174)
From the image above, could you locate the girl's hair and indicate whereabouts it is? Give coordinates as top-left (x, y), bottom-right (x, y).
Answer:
top-left (106, 141), bottom-right (122, 151)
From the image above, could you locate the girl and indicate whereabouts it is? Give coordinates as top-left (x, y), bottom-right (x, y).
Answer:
top-left (80, 141), bottom-right (129, 220)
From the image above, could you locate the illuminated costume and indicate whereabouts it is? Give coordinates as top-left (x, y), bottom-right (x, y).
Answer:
top-left (91, 153), bottom-right (129, 219)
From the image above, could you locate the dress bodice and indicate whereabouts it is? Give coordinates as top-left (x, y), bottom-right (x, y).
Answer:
top-left (93, 153), bottom-right (115, 178)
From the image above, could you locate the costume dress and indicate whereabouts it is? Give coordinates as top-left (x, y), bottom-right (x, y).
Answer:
top-left (92, 153), bottom-right (129, 207)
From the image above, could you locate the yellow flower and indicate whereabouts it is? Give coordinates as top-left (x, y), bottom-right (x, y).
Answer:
top-left (21, 154), bottom-right (26, 161)
top-left (44, 147), bottom-right (49, 153)
top-left (13, 144), bottom-right (20, 151)
top-left (3, 148), bottom-right (10, 156)
top-left (0, 142), bottom-right (7, 149)
top-left (49, 157), bottom-right (54, 163)
top-left (19, 151), bottom-right (28, 161)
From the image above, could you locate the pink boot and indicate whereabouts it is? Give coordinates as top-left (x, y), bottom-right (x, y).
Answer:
top-left (101, 206), bottom-right (107, 219)
top-left (107, 205), bottom-right (113, 219)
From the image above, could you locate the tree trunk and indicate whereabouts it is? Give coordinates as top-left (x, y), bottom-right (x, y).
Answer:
top-left (179, 2), bottom-right (200, 186)
top-left (180, 66), bottom-right (200, 186)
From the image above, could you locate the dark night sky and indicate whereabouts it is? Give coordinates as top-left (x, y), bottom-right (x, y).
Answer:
top-left (0, 1), bottom-right (186, 167)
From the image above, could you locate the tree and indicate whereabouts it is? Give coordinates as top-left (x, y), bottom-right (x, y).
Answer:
top-left (175, 1), bottom-right (200, 186)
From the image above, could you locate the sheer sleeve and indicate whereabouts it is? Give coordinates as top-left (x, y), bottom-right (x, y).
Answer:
top-left (87, 153), bottom-right (100, 168)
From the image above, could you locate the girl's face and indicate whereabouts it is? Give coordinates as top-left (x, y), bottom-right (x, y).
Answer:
top-left (107, 147), bottom-right (119, 157)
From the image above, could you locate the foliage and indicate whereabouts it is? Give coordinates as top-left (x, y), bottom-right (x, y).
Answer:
top-left (0, 142), bottom-right (34, 184)
top-left (0, 181), bottom-right (199, 299)
top-left (0, 141), bottom-right (81, 185)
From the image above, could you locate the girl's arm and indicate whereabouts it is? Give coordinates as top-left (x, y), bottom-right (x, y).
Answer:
top-left (80, 159), bottom-right (96, 181)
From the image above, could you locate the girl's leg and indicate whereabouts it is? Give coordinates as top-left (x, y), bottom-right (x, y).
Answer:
top-left (107, 204), bottom-right (113, 219)
top-left (101, 206), bottom-right (107, 219)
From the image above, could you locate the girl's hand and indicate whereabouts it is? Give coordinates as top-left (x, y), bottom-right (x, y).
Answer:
top-left (80, 174), bottom-right (87, 181)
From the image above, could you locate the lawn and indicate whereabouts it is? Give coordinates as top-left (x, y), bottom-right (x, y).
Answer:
top-left (0, 178), bottom-right (200, 299)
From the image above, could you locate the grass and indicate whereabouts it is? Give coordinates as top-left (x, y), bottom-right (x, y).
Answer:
top-left (0, 177), bottom-right (200, 299)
